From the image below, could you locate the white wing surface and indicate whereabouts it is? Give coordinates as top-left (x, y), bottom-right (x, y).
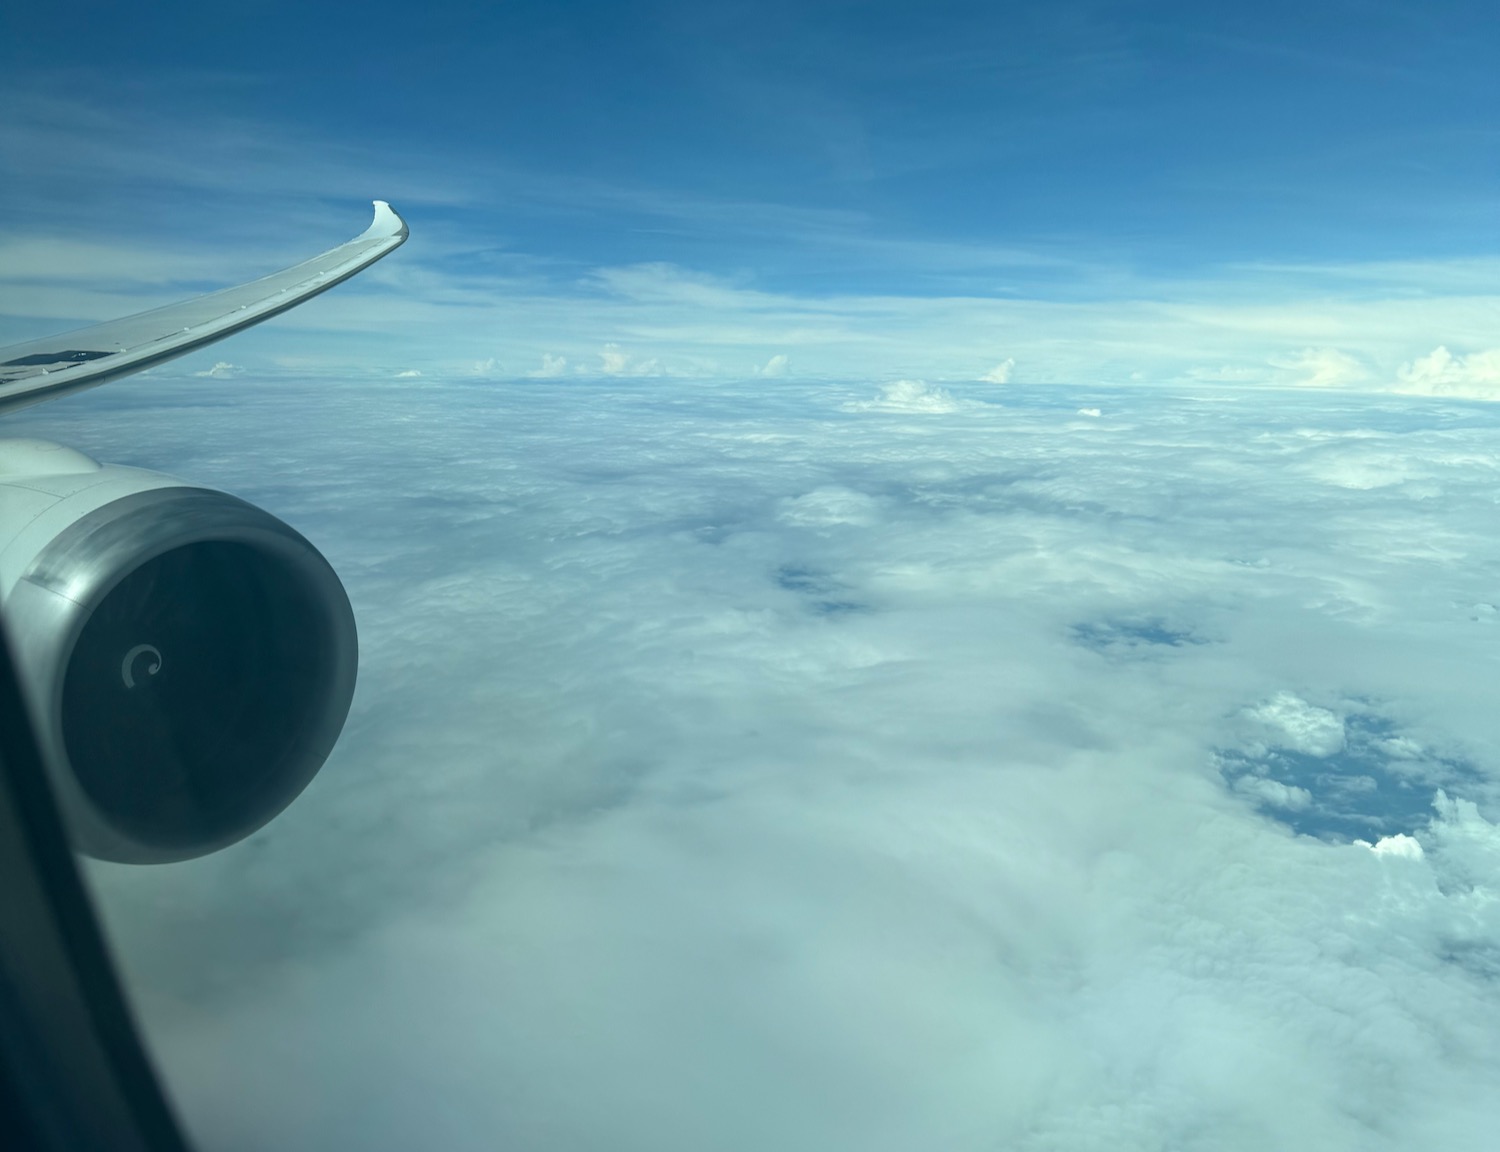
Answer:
top-left (0, 200), bottom-right (408, 416)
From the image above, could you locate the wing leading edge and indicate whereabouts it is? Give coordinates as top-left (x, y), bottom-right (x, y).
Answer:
top-left (0, 200), bottom-right (408, 416)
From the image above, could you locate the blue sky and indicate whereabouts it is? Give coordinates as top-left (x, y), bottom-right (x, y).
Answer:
top-left (3, 1), bottom-right (1500, 383)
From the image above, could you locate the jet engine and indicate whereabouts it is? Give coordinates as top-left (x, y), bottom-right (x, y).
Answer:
top-left (0, 439), bottom-right (357, 863)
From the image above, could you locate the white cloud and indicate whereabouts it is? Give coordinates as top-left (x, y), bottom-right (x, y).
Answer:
top-left (980, 358), bottom-right (1015, 384)
top-left (1271, 347), bottom-right (1369, 390)
top-left (1298, 446), bottom-right (1432, 492)
top-left (600, 343), bottom-right (629, 374)
top-left (598, 343), bottom-right (663, 377)
top-left (1391, 346), bottom-right (1500, 400)
top-left (19, 298), bottom-right (1500, 1152)
top-left (1366, 833), bottom-right (1425, 860)
top-left (844, 378), bottom-right (962, 414)
top-left (1234, 775), bottom-right (1313, 811)
top-left (777, 487), bottom-right (881, 527)
top-left (528, 353), bottom-right (568, 378)
top-left (394, 369), bottom-right (422, 378)
top-left (27, 369), bottom-right (1500, 1152)
top-left (1379, 736), bottom-right (1426, 759)
top-left (756, 353), bottom-right (789, 378)
top-left (1244, 692), bottom-right (1346, 757)
top-left (194, 361), bottom-right (242, 379)
top-left (1077, 407), bottom-right (1102, 417)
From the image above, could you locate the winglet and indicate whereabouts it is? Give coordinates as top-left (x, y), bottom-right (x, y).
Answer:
top-left (362, 200), bottom-right (409, 243)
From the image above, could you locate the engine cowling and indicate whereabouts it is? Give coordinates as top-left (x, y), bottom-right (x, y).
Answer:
top-left (0, 439), bottom-right (357, 863)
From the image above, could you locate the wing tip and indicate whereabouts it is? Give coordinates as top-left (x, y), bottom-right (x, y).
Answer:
top-left (363, 199), bottom-right (409, 244)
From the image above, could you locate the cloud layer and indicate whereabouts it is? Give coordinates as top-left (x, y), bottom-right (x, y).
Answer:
top-left (10, 372), bottom-right (1500, 1151)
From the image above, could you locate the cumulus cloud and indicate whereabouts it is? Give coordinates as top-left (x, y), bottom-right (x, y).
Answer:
top-left (528, 353), bottom-right (568, 378)
top-left (393, 369), bottom-right (422, 378)
top-left (599, 343), bottom-right (629, 374)
top-left (844, 378), bottom-right (962, 413)
top-left (194, 360), bottom-right (242, 379)
top-left (1077, 407), bottom-right (1102, 417)
top-left (1391, 346), bottom-right (1500, 400)
top-left (598, 343), bottom-right (662, 377)
top-left (980, 358), bottom-right (1015, 383)
top-left (12, 376), bottom-right (1500, 1151)
top-left (1364, 832), bottom-right (1425, 859)
top-left (1234, 775), bottom-right (1314, 810)
top-left (756, 353), bottom-right (789, 378)
top-left (1245, 691), bottom-right (1346, 757)
top-left (1271, 347), bottom-right (1369, 390)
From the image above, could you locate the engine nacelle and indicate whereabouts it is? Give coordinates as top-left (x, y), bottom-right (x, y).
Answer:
top-left (0, 439), bottom-right (357, 863)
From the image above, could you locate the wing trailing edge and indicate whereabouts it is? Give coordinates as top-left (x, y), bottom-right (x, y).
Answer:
top-left (0, 201), bottom-right (408, 416)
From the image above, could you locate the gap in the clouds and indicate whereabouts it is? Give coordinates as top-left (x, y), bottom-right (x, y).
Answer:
top-left (1216, 710), bottom-right (1487, 844)
top-left (773, 564), bottom-right (868, 618)
top-left (1438, 939), bottom-right (1500, 984)
top-left (1069, 617), bottom-right (1208, 654)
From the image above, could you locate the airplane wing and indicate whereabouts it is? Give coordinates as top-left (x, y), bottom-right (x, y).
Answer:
top-left (0, 200), bottom-right (408, 417)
